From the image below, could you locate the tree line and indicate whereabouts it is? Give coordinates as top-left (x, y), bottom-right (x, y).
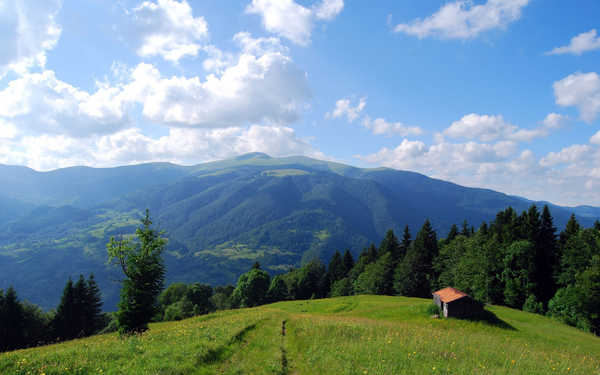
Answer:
top-left (223, 204), bottom-right (600, 335)
top-left (0, 274), bottom-right (106, 352)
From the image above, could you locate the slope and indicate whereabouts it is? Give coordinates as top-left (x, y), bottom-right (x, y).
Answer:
top-left (1, 153), bottom-right (599, 310)
top-left (1, 295), bottom-right (598, 374)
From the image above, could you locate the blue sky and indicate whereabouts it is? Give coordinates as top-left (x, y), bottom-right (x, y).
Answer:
top-left (1, 0), bottom-right (600, 206)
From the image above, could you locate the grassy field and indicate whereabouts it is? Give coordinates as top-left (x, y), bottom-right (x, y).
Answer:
top-left (1, 295), bottom-right (599, 374)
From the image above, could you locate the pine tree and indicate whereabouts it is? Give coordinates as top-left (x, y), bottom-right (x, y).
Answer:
top-left (379, 229), bottom-right (401, 262)
top-left (73, 275), bottom-right (88, 337)
top-left (0, 287), bottom-right (25, 351)
top-left (54, 278), bottom-right (76, 340)
top-left (560, 214), bottom-right (580, 248)
top-left (536, 205), bottom-right (558, 306)
top-left (85, 274), bottom-right (103, 335)
top-left (400, 225), bottom-right (411, 259)
top-left (446, 224), bottom-right (459, 244)
top-left (107, 209), bottom-right (167, 334)
top-left (595, 220), bottom-right (600, 232)
top-left (394, 220), bottom-right (438, 297)
top-left (327, 251), bottom-right (346, 285)
top-left (342, 249), bottom-right (354, 277)
top-left (460, 220), bottom-right (470, 237)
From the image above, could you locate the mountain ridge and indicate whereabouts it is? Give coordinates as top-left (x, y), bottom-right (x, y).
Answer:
top-left (0, 153), bottom-right (598, 310)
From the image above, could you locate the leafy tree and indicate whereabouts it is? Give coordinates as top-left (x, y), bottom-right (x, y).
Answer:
top-left (231, 267), bottom-right (271, 307)
top-left (295, 260), bottom-right (328, 299)
top-left (211, 285), bottom-right (235, 310)
top-left (267, 275), bottom-right (288, 302)
top-left (523, 294), bottom-right (544, 314)
top-left (354, 251), bottom-right (394, 295)
top-left (502, 240), bottom-right (536, 309)
top-left (186, 283), bottom-right (214, 315)
top-left (107, 209), bottom-right (167, 334)
top-left (159, 283), bottom-right (189, 307)
top-left (330, 277), bottom-right (354, 297)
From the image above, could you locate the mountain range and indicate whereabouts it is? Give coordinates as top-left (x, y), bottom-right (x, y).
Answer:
top-left (1, 152), bottom-right (598, 310)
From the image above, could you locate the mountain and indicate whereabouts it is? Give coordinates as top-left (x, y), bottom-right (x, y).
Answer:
top-left (0, 153), bottom-right (598, 310)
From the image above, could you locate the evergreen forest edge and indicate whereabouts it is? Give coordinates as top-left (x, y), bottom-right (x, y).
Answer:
top-left (1, 204), bottom-right (599, 352)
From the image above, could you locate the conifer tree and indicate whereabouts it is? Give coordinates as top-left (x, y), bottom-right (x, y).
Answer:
top-left (560, 214), bottom-right (580, 248)
top-left (0, 287), bottom-right (25, 351)
top-left (536, 205), bottom-right (558, 306)
top-left (595, 220), bottom-right (600, 232)
top-left (394, 220), bottom-right (438, 297)
top-left (446, 224), bottom-right (459, 244)
top-left (342, 249), bottom-right (354, 277)
top-left (54, 278), bottom-right (76, 340)
top-left (400, 225), bottom-right (411, 259)
top-left (85, 274), bottom-right (103, 335)
top-left (460, 220), bottom-right (470, 237)
top-left (327, 251), bottom-right (346, 285)
top-left (379, 229), bottom-right (401, 262)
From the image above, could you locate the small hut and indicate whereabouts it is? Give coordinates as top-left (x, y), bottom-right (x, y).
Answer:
top-left (432, 287), bottom-right (483, 318)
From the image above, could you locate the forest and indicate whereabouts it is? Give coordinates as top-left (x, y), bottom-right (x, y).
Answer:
top-left (1, 204), bottom-right (599, 352)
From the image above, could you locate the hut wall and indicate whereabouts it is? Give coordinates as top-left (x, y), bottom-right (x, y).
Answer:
top-left (445, 297), bottom-right (483, 318)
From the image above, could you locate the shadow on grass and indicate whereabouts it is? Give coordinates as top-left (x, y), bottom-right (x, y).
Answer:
top-left (196, 322), bottom-right (259, 365)
top-left (456, 309), bottom-right (516, 331)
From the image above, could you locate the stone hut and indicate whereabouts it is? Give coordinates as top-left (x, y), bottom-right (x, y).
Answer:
top-left (432, 287), bottom-right (483, 318)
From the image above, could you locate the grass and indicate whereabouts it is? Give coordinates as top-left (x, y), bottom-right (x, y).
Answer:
top-left (1, 295), bottom-right (599, 374)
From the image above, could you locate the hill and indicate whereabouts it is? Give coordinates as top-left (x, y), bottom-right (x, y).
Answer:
top-left (1, 295), bottom-right (598, 374)
top-left (1, 153), bottom-right (599, 310)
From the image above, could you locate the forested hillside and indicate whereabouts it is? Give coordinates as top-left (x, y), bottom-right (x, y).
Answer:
top-left (1, 153), bottom-right (599, 310)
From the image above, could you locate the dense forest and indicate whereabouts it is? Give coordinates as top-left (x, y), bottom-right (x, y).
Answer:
top-left (155, 204), bottom-right (600, 336)
top-left (2, 204), bottom-right (599, 352)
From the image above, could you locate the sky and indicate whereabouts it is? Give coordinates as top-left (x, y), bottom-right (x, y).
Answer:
top-left (1, 0), bottom-right (600, 207)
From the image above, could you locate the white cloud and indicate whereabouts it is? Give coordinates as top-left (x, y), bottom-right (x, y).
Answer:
top-left (393, 0), bottom-right (529, 40)
top-left (122, 35), bottom-right (310, 127)
top-left (547, 29), bottom-right (600, 56)
top-left (0, 70), bottom-right (129, 138)
top-left (442, 113), bottom-right (565, 143)
top-left (327, 97), bottom-right (366, 122)
top-left (542, 112), bottom-right (569, 129)
top-left (591, 131), bottom-right (600, 145)
top-left (0, 125), bottom-right (321, 171)
top-left (554, 72), bottom-right (600, 123)
top-left (246, 0), bottom-right (344, 45)
top-left (361, 116), bottom-right (423, 137)
top-left (132, 0), bottom-right (208, 63)
top-left (357, 137), bottom-right (600, 206)
top-left (0, 0), bottom-right (62, 75)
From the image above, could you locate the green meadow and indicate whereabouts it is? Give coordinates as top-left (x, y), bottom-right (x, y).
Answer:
top-left (1, 295), bottom-right (599, 375)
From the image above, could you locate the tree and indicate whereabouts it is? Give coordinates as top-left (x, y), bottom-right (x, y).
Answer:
top-left (84, 274), bottom-right (104, 335)
top-left (267, 275), bottom-right (288, 302)
top-left (107, 209), bottom-right (167, 334)
top-left (502, 240), bottom-right (536, 309)
top-left (394, 220), bottom-right (438, 297)
top-left (445, 224), bottom-right (459, 245)
top-left (342, 249), bottom-right (354, 277)
top-left (379, 229), bottom-right (401, 262)
top-left (231, 267), bottom-right (271, 308)
top-left (535, 205), bottom-right (558, 307)
top-left (53, 278), bottom-right (76, 340)
top-left (595, 220), bottom-right (600, 232)
top-left (327, 251), bottom-right (346, 285)
top-left (186, 283), bottom-right (214, 315)
top-left (0, 287), bottom-right (25, 351)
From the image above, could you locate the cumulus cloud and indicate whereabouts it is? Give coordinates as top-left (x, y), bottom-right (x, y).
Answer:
top-left (0, 0), bottom-right (62, 75)
top-left (591, 131), bottom-right (600, 145)
top-left (361, 117), bottom-right (423, 137)
top-left (326, 97), bottom-right (366, 122)
top-left (131, 0), bottom-right (208, 63)
top-left (0, 70), bottom-right (129, 138)
top-left (547, 29), bottom-right (600, 56)
top-left (393, 0), bottom-right (529, 40)
top-left (246, 0), bottom-right (344, 45)
top-left (554, 72), bottom-right (600, 123)
top-left (0, 125), bottom-right (321, 171)
top-left (441, 113), bottom-right (561, 143)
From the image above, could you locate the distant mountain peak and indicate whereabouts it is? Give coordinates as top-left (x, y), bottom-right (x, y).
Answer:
top-left (235, 152), bottom-right (272, 160)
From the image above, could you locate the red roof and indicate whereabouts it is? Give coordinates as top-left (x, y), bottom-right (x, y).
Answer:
top-left (432, 287), bottom-right (469, 303)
